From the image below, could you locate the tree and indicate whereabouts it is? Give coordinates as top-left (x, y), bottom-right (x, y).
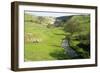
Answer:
top-left (63, 15), bottom-right (90, 58)
top-left (63, 15), bottom-right (90, 41)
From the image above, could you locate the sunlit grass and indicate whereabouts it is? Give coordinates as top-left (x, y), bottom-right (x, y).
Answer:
top-left (24, 22), bottom-right (67, 61)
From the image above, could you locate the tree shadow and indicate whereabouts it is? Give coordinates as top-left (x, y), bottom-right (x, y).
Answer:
top-left (53, 33), bottom-right (66, 36)
top-left (77, 43), bottom-right (90, 52)
top-left (50, 49), bottom-right (70, 60)
top-left (50, 49), bottom-right (84, 60)
top-left (50, 45), bottom-right (61, 48)
top-left (76, 43), bottom-right (90, 58)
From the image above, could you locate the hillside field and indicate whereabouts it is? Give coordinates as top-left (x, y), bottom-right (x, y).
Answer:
top-left (24, 13), bottom-right (90, 61)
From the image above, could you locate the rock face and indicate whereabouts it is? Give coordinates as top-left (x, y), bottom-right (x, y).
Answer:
top-left (61, 39), bottom-right (78, 58)
top-left (54, 16), bottom-right (72, 27)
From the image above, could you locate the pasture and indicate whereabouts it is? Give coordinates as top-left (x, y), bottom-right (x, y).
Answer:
top-left (24, 21), bottom-right (69, 61)
top-left (24, 13), bottom-right (90, 61)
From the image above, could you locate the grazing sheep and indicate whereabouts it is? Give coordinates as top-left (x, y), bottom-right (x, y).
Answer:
top-left (31, 38), bottom-right (42, 43)
top-left (25, 33), bottom-right (42, 43)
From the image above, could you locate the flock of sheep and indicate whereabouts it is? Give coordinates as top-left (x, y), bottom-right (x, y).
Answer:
top-left (25, 33), bottom-right (42, 43)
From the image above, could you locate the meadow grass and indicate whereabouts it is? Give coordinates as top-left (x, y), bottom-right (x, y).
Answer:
top-left (24, 22), bottom-right (69, 61)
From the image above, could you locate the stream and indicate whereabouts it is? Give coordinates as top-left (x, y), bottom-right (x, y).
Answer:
top-left (61, 39), bottom-right (79, 58)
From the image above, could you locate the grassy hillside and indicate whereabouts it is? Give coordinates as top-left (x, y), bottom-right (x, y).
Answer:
top-left (24, 13), bottom-right (69, 61)
top-left (24, 13), bottom-right (90, 61)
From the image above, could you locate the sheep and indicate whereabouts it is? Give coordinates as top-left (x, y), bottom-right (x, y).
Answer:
top-left (25, 33), bottom-right (42, 43)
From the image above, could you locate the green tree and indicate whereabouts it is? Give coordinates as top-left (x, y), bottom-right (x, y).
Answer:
top-left (63, 15), bottom-right (90, 58)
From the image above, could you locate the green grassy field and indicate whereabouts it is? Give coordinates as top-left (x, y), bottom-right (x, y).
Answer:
top-left (24, 21), bottom-right (70, 61)
top-left (24, 13), bottom-right (90, 61)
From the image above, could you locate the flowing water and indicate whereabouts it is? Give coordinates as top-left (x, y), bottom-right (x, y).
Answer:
top-left (61, 39), bottom-right (79, 58)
